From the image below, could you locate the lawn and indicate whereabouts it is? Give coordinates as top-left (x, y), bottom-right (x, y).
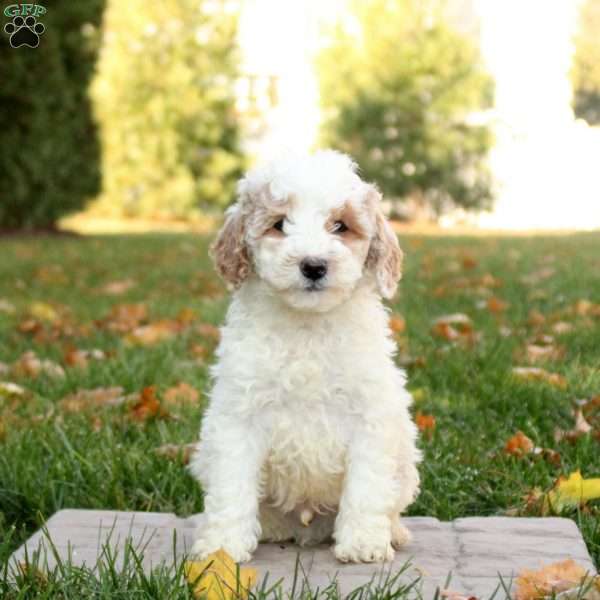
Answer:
top-left (1, 231), bottom-right (599, 598)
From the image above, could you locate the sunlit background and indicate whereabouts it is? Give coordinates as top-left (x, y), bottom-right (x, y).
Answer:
top-left (238, 0), bottom-right (600, 230)
top-left (2, 0), bottom-right (600, 231)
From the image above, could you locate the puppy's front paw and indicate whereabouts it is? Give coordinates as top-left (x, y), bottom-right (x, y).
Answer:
top-left (333, 526), bottom-right (394, 563)
top-left (190, 528), bottom-right (258, 563)
top-left (391, 519), bottom-right (412, 549)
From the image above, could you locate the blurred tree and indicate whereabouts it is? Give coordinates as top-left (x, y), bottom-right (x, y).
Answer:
top-left (316, 0), bottom-right (494, 215)
top-left (91, 0), bottom-right (244, 218)
top-left (0, 2), bottom-right (104, 230)
top-left (572, 0), bottom-right (600, 125)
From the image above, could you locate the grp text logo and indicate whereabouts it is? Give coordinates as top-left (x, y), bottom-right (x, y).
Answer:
top-left (3, 4), bottom-right (47, 48)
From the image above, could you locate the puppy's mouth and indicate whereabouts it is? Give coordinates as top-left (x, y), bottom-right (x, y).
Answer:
top-left (304, 281), bottom-right (326, 292)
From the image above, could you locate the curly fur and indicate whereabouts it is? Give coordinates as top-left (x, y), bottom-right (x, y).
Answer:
top-left (190, 150), bottom-right (421, 564)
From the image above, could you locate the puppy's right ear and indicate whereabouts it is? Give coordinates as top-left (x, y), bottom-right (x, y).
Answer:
top-left (210, 204), bottom-right (251, 288)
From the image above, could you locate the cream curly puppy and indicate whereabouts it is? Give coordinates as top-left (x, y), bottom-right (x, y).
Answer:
top-left (190, 150), bottom-right (420, 564)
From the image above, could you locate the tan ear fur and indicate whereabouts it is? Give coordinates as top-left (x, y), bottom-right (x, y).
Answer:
top-left (210, 206), bottom-right (251, 288)
top-left (366, 193), bottom-right (403, 299)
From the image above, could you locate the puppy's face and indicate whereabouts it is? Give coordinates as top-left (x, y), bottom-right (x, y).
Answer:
top-left (212, 151), bottom-right (403, 312)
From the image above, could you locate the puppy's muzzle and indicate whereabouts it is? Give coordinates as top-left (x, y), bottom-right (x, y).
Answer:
top-left (300, 257), bottom-right (328, 282)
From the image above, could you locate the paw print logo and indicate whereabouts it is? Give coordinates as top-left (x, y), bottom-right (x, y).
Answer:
top-left (4, 15), bottom-right (45, 48)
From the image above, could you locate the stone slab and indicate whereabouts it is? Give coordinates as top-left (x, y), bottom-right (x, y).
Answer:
top-left (9, 510), bottom-right (597, 598)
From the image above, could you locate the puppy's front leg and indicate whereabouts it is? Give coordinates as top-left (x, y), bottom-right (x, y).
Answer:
top-left (190, 413), bottom-right (266, 563)
top-left (333, 426), bottom-right (400, 563)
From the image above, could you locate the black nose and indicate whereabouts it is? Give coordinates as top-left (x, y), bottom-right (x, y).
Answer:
top-left (300, 258), bottom-right (328, 281)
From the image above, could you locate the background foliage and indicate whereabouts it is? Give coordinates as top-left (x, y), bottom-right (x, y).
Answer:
top-left (316, 0), bottom-right (494, 215)
top-left (90, 0), bottom-right (245, 218)
top-left (0, 2), bottom-right (105, 229)
top-left (572, 0), bottom-right (600, 125)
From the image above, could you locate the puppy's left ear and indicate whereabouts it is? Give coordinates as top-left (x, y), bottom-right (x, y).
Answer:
top-left (365, 188), bottom-right (403, 299)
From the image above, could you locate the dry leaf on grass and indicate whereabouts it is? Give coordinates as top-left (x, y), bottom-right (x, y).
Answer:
top-left (486, 296), bottom-right (509, 313)
top-left (389, 314), bottom-right (406, 334)
top-left (415, 412), bottom-right (436, 435)
top-left (0, 299), bottom-right (15, 314)
top-left (524, 343), bottom-right (565, 363)
top-left (505, 431), bottom-right (535, 456)
top-left (155, 442), bottom-right (197, 464)
top-left (164, 382), bottom-right (200, 405)
top-left (129, 386), bottom-right (168, 421)
top-left (544, 470), bottom-right (600, 513)
top-left (28, 301), bottom-right (60, 323)
top-left (516, 560), bottom-right (589, 600)
top-left (63, 348), bottom-right (106, 369)
top-left (196, 323), bottom-right (221, 341)
top-left (12, 351), bottom-right (65, 379)
top-left (126, 320), bottom-right (183, 346)
top-left (573, 300), bottom-right (600, 317)
top-left (101, 303), bottom-right (148, 333)
top-left (185, 549), bottom-right (257, 600)
top-left (512, 367), bottom-right (567, 389)
top-left (60, 387), bottom-right (127, 413)
top-left (0, 381), bottom-right (27, 400)
top-left (504, 431), bottom-right (561, 465)
top-left (100, 279), bottom-right (136, 295)
top-left (554, 409), bottom-right (593, 444)
top-left (432, 313), bottom-right (478, 343)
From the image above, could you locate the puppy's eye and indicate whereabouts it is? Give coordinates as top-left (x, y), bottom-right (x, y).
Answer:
top-left (332, 221), bottom-right (348, 234)
top-left (272, 218), bottom-right (285, 232)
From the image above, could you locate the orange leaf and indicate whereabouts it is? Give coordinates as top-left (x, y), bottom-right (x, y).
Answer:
top-left (487, 297), bottom-right (508, 313)
top-left (389, 315), bottom-right (406, 334)
top-left (515, 560), bottom-right (588, 600)
top-left (504, 431), bottom-right (535, 456)
top-left (415, 412), bottom-right (436, 435)
top-left (164, 382), bottom-right (200, 405)
top-left (129, 386), bottom-right (168, 421)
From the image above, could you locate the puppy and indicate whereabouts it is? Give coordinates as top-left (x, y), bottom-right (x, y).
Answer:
top-left (190, 150), bottom-right (420, 564)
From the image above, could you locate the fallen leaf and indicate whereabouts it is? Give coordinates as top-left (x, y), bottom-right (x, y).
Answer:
top-left (573, 300), bottom-right (600, 317)
top-left (0, 381), bottom-right (27, 401)
top-left (102, 303), bottom-right (148, 333)
top-left (129, 386), bottom-right (168, 421)
top-left (196, 323), bottom-right (221, 341)
top-left (555, 409), bottom-right (593, 444)
top-left (505, 431), bottom-right (535, 456)
top-left (461, 255), bottom-right (478, 270)
top-left (12, 351), bottom-right (65, 379)
top-left (60, 387), bottom-right (126, 412)
top-left (164, 382), bottom-right (200, 405)
top-left (185, 549), bottom-right (257, 600)
top-left (63, 348), bottom-right (106, 369)
top-left (545, 471), bottom-right (600, 513)
top-left (126, 320), bottom-right (182, 346)
top-left (487, 297), bottom-right (508, 313)
top-left (415, 412), bottom-right (436, 435)
top-left (28, 301), bottom-right (60, 323)
top-left (525, 343), bottom-right (564, 363)
top-left (521, 266), bottom-right (556, 286)
top-left (527, 309), bottom-right (546, 327)
top-left (516, 560), bottom-right (588, 600)
top-left (432, 313), bottom-right (475, 342)
top-left (552, 321), bottom-right (575, 335)
top-left (389, 315), bottom-right (406, 334)
top-left (0, 299), bottom-right (15, 314)
top-left (512, 367), bottom-right (567, 389)
top-left (155, 442), bottom-right (197, 464)
top-left (100, 279), bottom-right (136, 295)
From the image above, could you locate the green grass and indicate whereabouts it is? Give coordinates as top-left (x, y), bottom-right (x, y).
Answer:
top-left (1, 232), bottom-right (599, 597)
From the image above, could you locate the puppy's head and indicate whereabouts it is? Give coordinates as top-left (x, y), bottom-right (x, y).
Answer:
top-left (212, 150), bottom-right (402, 312)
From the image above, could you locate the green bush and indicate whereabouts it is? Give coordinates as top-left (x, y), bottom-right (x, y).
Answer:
top-left (90, 0), bottom-right (245, 218)
top-left (0, 1), bottom-right (104, 229)
top-left (317, 0), bottom-right (494, 214)
top-left (572, 0), bottom-right (600, 125)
